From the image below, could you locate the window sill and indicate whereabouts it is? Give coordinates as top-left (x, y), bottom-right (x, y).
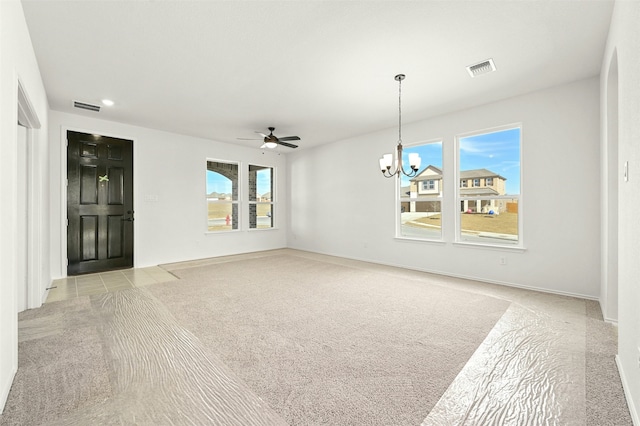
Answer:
top-left (394, 236), bottom-right (446, 245)
top-left (205, 229), bottom-right (241, 235)
top-left (248, 227), bottom-right (278, 232)
top-left (452, 241), bottom-right (526, 252)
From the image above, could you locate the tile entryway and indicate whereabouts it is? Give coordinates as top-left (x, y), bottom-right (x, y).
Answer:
top-left (46, 267), bottom-right (178, 303)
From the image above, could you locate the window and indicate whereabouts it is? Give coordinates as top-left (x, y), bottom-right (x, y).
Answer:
top-left (457, 126), bottom-right (521, 246)
top-left (206, 160), bottom-right (239, 232)
top-left (422, 180), bottom-right (435, 191)
top-left (460, 180), bottom-right (468, 188)
top-left (398, 141), bottom-right (443, 240)
top-left (249, 164), bottom-right (274, 229)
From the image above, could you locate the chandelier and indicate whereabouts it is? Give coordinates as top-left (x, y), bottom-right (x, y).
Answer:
top-left (379, 74), bottom-right (421, 178)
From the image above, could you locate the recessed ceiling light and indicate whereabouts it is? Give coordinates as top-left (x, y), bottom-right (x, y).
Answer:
top-left (101, 99), bottom-right (114, 106)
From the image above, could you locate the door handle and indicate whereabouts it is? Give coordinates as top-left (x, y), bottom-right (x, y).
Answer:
top-left (123, 217), bottom-right (135, 222)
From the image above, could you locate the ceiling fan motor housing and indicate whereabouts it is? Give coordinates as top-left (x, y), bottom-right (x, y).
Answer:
top-left (238, 127), bottom-right (299, 148)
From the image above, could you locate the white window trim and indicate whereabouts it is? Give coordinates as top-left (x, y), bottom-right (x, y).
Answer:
top-left (396, 138), bottom-right (444, 242)
top-left (248, 163), bottom-right (277, 231)
top-left (205, 158), bottom-right (242, 233)
top-left (454, 123), bottom-right (524, 249)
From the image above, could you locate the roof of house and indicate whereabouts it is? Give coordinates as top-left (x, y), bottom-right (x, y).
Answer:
top-left (411, 165), bottom-right (443, 182)
top-left (410, 166), bottom-right (505, 182)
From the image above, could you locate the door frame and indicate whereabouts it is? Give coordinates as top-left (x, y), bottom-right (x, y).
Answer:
top-left (59, 126), bottom-right (137, 277)
top-left (602, 49), bottom-right (619, 323)
top-left (17, 79), bottom-right (43, 310)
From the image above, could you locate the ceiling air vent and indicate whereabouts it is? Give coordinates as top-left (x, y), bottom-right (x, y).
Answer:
top-left (466, 58), bottom-right (496, 78)
top-left (73, 100), bottom-right (101, 112)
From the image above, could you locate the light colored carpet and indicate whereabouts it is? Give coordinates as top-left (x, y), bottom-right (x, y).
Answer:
top-left (2, 289), bottom-right (285, 425)
top-left (585, 300), bottom-right (632, 425)
top-left (1, 297), bottom-right (112, 425)
top-left (150, 254), bottom-right (510, 425)
top-left (1, 250), bottom-right (632, 425)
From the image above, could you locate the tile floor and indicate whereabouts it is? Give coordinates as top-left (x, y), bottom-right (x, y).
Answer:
top-left (46, 267), bottom-right (178, 303)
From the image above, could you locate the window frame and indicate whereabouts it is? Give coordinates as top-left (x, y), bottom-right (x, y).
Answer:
top-left (396, 138), bottom-right (444, 243)
top-left (205, 159), bottom-right (241, 233)
top-left (248, 163), bottom-right (276, 231)
top-left (422, 180), bottom-right (435, 191)
top-left (454, 124), bottom-right (524, 249)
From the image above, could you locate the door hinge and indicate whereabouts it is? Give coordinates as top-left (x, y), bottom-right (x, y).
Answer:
top-left (66, 219), bottom-right (69, 227)
top-left (66, 178), bottom-right (68, 187)
top-left (66, 259), bottom-right (69, 266)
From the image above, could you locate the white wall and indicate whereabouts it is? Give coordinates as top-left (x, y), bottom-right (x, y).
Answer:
top-left (602, 1), bottom-right (640, 423)
top-left (48, 111), bottom-right (288, 278)
top-left (288, 77), bottom-right (601, 299)
top-left (0, 0), bottom-right (50, 412)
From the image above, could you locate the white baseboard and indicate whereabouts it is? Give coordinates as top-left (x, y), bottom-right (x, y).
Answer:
top-left (616, 355), bottom-right (640, 426)
top-left (289, 247), bottom-right (600, 301)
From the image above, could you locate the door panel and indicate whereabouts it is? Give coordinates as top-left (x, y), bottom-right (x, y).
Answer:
top-left (80, 165), bottom-right (98, 204)
top-left (108, 167), bottom-right (124, 204)
top-left (80, 216), bottom-right (98, 261)
top-left (107, 215), bottom-right (124, 258)
top-left (67, 131), bottom-right (134, 275)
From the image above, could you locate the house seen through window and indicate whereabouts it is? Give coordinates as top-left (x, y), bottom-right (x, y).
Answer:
top-left (457, 126), bottom-right (521, 246)
top-left (397, 126), bottom-right (521, 247)
top-left (399, 141), bottom-right (443, 240)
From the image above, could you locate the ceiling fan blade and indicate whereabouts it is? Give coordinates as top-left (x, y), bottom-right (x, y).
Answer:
top-left (255, 132), bottom-right (268, 138)
top-left (278, 136), bottom-right (301, 141)
top-left (277, 141), bottom-right (299, 149)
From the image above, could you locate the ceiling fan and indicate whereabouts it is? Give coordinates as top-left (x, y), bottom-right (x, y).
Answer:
top-left (238, 127), bottom-right (300, 149)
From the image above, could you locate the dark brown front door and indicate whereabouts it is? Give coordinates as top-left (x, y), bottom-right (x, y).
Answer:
top-left (67, 131), bottom-right (134, 275)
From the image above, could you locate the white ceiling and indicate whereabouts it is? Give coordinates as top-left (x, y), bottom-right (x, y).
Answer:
top-left (21, 0), bottom-right (614, 151)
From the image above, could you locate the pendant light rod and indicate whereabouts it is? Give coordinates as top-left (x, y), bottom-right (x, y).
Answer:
top-left (396, 73), bottom-right (404, 145)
